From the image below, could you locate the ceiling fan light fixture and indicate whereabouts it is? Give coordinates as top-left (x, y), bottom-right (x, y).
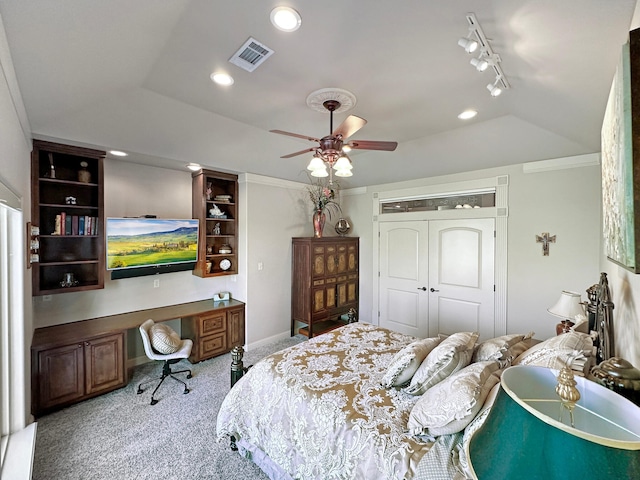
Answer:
top-left (310, 165), bottom-right (329, 177)
top-left (270, 7), bottom-right (301, 32)
top-left (307, 155), bottom-right (326, 171)
top-left (335, 168), bottom-right (353, 177)
top-left (333, 156), bottom-right (352, 171)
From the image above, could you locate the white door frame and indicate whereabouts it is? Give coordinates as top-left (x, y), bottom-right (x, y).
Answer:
top-left (371, 175), bottom-right (509, 336)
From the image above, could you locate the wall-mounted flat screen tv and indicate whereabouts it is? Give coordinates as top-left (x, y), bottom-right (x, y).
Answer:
top-left (106, 218), bottom-right (199, 277)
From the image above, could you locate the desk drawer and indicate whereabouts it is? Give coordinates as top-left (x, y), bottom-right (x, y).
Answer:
top-left (198, 312), bottom-right (225, 336)
top-left (199, 332), bottom-right (227, 359)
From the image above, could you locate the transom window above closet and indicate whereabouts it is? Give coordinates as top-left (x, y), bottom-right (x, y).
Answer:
top-left (380, 191), bottom-right (495, 214)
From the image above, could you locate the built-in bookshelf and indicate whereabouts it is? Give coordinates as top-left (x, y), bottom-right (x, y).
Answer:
top-left (192, 169), bottom-right (238, 277)
top-left (30, 140), bottom-right (105, 295)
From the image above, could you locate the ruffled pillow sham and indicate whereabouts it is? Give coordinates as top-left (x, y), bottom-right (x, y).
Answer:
top-left (404, 331), bottom-right (478, 396)
top-left (513, 331), bottom-right (594, 376)
top-left (380, 336), bottom-right (442, 388)
top-left (472, 332), bottom-right (534, 363)
top-left (407, 360), bottom-right (502, 436)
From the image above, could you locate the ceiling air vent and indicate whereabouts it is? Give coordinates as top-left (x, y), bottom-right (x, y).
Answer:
top-left (229, 37), bottom-right (274, 72)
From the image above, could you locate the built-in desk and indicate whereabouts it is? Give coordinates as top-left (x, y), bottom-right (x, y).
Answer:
top-left (31, 299), bottom-right (245, 416)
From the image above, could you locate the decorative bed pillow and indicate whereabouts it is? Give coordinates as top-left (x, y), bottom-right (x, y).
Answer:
top-left (407, 360), bottom-right (502, 436)
top-left (380, 336), bottom-right (442, 388)
top-left (513, 331), bottom-right (594, 375)
top-left (149, 323), bottom-right (182, 354)
top-left (472, 332), bottom-right (534, 363)
top-left (404, 332), bottom-right (479, 396)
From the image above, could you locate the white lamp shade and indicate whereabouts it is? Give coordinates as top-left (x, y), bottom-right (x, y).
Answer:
top-left (310, 165), bottom-right (328, 177)
top-left (333, 156), bottom-right (352, 171)
top-left (335, 168), bottom-right (353, 177)
top-left (548, 290), bottom-right (583, 320)
top-left (307, 156), bottom-right (326, 171)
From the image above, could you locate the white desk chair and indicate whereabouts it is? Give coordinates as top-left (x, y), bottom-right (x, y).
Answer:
top-left (137, 319), bottom-right (193, 405)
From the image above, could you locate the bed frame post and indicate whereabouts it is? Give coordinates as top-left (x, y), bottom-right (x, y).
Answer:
top-left (231, 345), bottom-right (245, 388)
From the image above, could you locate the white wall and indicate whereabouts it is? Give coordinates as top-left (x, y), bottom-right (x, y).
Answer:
top-left (0, 11), bottom-right (33, 426)
top-left (242, 174), bottom-right (309, 346)
top-left (598, 0), bottom-right (640, 373)
top-left (342, 159), bottom-right (602, 341)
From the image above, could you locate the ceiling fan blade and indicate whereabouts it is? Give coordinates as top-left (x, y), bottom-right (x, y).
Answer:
top-left (332, 115), bottom-right (367, 139)
top-left (347, 140), bottom-right (398, 151)
top-left (270, 129), bottom-right (320, 143)
top-left (281, 147), bottom-right (316, 159)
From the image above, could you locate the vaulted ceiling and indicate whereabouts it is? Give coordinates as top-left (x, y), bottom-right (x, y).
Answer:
top-left (0, 1), bottom-right (636, 187)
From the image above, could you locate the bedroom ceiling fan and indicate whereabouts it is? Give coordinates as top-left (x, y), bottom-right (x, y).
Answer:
top-left (270, 99), bottom-right (398, 180)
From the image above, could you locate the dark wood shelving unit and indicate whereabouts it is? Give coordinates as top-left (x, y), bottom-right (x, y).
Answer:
top-left (192, 169), bottom-right (238, 277)
top-left (31, 140), bottom-right (106, 295)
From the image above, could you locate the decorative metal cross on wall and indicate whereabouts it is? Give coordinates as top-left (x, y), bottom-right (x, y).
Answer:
top-left (536, 232), bottom-right (556, 256)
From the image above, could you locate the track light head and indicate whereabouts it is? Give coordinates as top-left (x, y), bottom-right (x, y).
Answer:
top-left (487, 78), bottom-right (503, 97)
top-left (458, 37), bottom-right (479, 54)
top-left (470, 56), bottom-right (489, 72)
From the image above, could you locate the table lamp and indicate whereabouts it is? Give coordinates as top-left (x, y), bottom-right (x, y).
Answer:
top-left (548, 290), bottom-right (584, 335)
top-left (468, 365), bottom-right (640, 479)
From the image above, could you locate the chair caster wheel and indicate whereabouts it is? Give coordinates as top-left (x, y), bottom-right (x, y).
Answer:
top-left (187, 374), bottom-right (193, 379)
top-left (150, 399), bottom-right (158, 405)
top-left (137, 388), bottom-right (143, 394)
top-left (183, 388), bottom-right (190, 394)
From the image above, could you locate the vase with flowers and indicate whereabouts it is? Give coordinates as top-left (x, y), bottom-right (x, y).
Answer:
top-left (307, 180), bottom-right (341, 238)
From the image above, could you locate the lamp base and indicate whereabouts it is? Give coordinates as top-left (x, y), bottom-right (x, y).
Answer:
top-left (556, 319), bottom-right (574, 335)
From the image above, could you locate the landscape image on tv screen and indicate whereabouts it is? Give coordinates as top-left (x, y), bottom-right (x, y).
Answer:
top-left (106, 218), bottom-right (199, 270)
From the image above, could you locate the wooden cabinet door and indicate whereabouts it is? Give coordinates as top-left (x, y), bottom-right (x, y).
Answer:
top-left (227, 307), bottom-right (245, 348)
top-left (347, 242), bottom-right (358, 274)
top-left (37, 342), bottom-right (85, 410)
top-left (312, 245), bottom-right (326, 278)
top-left (84, 333), bottom-right (125, 395)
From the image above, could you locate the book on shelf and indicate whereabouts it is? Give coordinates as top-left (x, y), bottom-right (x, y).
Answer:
top-left (71, 215), bottom-right (79, 235)
top-left (60, 212), bottom-right (67, 235)
top-left (78, 216), bottom-right (85, 235)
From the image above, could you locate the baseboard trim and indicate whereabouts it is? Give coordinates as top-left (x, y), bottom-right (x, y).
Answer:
top-left (2, 422), bottom-right (37, 480)
top-left (245, 331), bottom-right (292, 351)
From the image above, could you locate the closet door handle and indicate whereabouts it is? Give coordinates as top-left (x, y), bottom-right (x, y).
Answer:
top-left (430, 288), bottom-right (439, 292)
top-left (417, 287), bottom-right (427, 291)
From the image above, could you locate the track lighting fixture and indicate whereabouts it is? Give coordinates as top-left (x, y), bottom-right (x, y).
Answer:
top-left (470, 56), bottom-right (489, 72)
top-left (458, 36), bottom-right (478, 54)
top-left (459, 13), bottom-right (510, 96)
top-left (487, 78), bottom-right (503, 97)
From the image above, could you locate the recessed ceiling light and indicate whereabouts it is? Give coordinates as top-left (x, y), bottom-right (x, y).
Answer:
top-left (109, 150), bottom-right (128, 157)
top-left (210, 72), bottom-right (234, 86)
top-left (270, 6), bottom-right (302, 32)
top-left (186, 163), bottom-right (201, 171)
top-left (458, 109), bottom-right (477, 120)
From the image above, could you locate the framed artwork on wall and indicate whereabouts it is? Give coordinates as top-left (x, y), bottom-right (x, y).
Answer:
top-left (602, 28), bottom-right (640, 273)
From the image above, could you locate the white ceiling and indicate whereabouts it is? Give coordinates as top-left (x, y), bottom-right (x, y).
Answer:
top-left (0, 1), bottom-right (636, 187)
